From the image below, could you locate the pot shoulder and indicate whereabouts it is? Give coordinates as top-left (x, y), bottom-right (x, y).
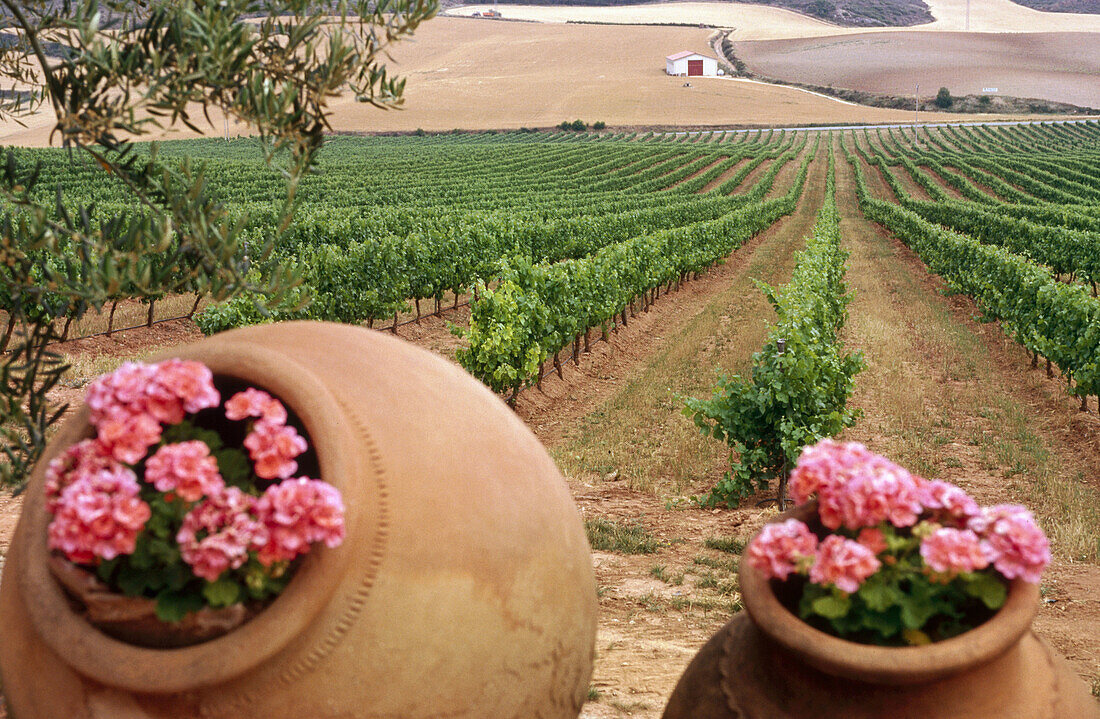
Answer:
top-left (664, 613), bottom-right (1100, 719)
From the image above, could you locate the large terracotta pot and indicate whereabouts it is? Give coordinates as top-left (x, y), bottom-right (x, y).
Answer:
top-left (0, 321), bottom-right (597, 719)
top-left (664, 503), bottom-right (1099, 719)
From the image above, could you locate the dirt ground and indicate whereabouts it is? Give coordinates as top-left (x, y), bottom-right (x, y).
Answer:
top-left (734, 31), bottom-right (1100, 108)
top-left (449, 0), bottom-right (1100, 35)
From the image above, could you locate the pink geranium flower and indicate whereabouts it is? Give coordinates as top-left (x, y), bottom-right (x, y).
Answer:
top-left (244, 421), bottom-right (308, 480)
top-left (970, 505), bottom-right (1050, 584)
top-left (96, 409), bottom-right (164, 465)
top-left (856, 527), bottom-right (888, 555)
top-left (920, 528), bottom-right (989, 576)
top-left (44, 439), bottom-right (119, 512)
top-left (47, 467), bottom-right (151, 564)
top-left (254, 478), bottom-right (345, 566)
top-left (746, 519), bottom-right (819, 580)
top-left (225, 388), bottom-right (288, 425)
top-left (145, 441), bottom-right (225, 502)
top-left (788, 439), bottom-right (877, 506)
top-left (85, 362), bottom-right (157, 426)
top-left (831, 461), bottom-right (923, 530)
top-left (153, 359), bottom-right (220, 415)
top-left (177, 486), bottom-right (267, 582)
top-left (809, 535), bottom-right (881, 594)
top-left (83, 359), bottom-right (220, 463)
top-left (919, 480), bottom-right (980, 524)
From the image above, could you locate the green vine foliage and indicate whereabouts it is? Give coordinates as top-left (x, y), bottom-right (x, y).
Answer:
top-left (0, 0), bottom-right (436, 486)
top-left (454, 135), bottom-right (820, 401)
top-left (685, 147), bottom-right (864, 507)
top-left (841, 135), bottom-right (1100, 404)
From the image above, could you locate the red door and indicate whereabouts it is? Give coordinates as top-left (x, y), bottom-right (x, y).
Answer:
top-left (688, 59), bottom-right (704, 76)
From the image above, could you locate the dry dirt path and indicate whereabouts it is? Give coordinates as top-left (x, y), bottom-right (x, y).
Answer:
top-left (832, 136), bottom-right (1100, 694)
top-left (561, 144), bottom-right (830, 718)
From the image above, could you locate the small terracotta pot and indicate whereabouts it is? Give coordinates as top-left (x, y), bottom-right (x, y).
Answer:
top-left (0, 321), bottom-right (597, 719)
top-left (663, 502), bottom-right (1100, 719)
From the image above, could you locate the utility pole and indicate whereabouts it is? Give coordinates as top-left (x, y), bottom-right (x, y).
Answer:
top-left (915, 83), bottom-right (919, 137)
top-left (966, 0), bottom-right (971, 31)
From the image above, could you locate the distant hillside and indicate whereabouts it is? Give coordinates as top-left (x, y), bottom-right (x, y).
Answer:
top-left (1007, 0), bottom-right (1100, 11)
top-left (474, 0), bottom-right (934, 27)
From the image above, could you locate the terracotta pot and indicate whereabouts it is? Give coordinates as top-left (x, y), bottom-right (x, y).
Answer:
top-left (663, 503), bottom-right (1099, 719)
top-left (48, 555), bottom-right (258, 649)
top-left (0, 321), bottom-right (597, 719)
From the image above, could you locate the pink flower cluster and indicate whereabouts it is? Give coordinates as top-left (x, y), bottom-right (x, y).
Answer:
top-left (177, 486), bottom-right (267, 582)
top-left (920, 480), bottom-right (980, 524)
top-left (746, 519), bottom-right (818, 580)
top-left (809, 535), bottom-right (881, 594)
top-left (920, 528), bottom-right (988, 575)
top-left (767, 439), bottom-right (1052, 587)
top-left (228, 389), bottom-right (307, 480)
top-left (790, 440), bottom-right (924, 530)
top-left (45, 439), bottom-right (119, 512)
top-left (46, 361), bottom-right (346, 586)
top-left (86, 360), bottom-right (220, 463)
top-left (968, 505), bottom-right (1050, 584)
top-left (176, 478), bottom-right (345, 580)
top-left (253, 478), bottom-right (346, 566)
top-left (47, 467), bottom-right (151, 564)
top-left (145, 441), bottom-right (224, 502)
top-left (791, 441), bottom-right (990, 531)
top-left (748, 519), bottom-right (880, 593)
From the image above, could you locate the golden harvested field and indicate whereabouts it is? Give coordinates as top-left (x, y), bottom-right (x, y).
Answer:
top-left (279, 19), bottom-right (1067, 133)
top-left (449, 0), bottom-right (1100, 37)
top-left (0, 19), bottom-right (998, 144)
top-left (735, 31), bottom-right (1100, 107)
top-left (1, 4), bottom-right (1094, 145)
top-left (325, 19), bottom-right (939, 131)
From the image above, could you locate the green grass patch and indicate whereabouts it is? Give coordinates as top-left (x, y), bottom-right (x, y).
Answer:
top-left (704, 535), bottom-right (746, 554)
top-left (585, 518), bottom-right (659, 554)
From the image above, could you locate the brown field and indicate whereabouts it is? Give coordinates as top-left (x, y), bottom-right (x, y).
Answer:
top-left (1, 15), bottom-right (1088, 146)
top-left (449, 0), bottom-right (1100, 35)
top-left (735, 31), bottom-right (1100, 107)
top-left (242, 19), bottom-right (1063, 133)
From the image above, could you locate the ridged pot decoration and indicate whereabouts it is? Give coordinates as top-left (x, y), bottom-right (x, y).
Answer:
top-left (0, 321), bottom-right (597, 719)
top-left (663, 501), bottom-right (1099, 719)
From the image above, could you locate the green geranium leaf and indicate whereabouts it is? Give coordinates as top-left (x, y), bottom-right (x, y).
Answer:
top-left (215, 448), bottom-right (253, 489)
top-left (202, 577), bottom-right (242, 608)
top-left (154, 590), bottom-right (204, 623)
top-left (898, 591), bottom-right (938, 630)
top-left (161, 421), bottom-right (223, 452)
top-left (96, 557), bottom-right (120, 584)
top-left (857, 577), bottom-right (893, 612)
top-left (117, 563), bottom-right (164, 596)
top-left (811, 593), bottom-right (851, 619)
top-left (964, 572), bottom-right (1008, 610)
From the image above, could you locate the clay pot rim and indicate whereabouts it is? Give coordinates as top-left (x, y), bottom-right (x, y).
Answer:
top-left (739, 501), bottom-right (1040, 685)
top-left (18, 325), bottom-right (362, 693)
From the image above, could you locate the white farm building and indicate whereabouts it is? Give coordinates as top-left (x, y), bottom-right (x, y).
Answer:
top-left (665, 51), bottom-right (719, 77)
